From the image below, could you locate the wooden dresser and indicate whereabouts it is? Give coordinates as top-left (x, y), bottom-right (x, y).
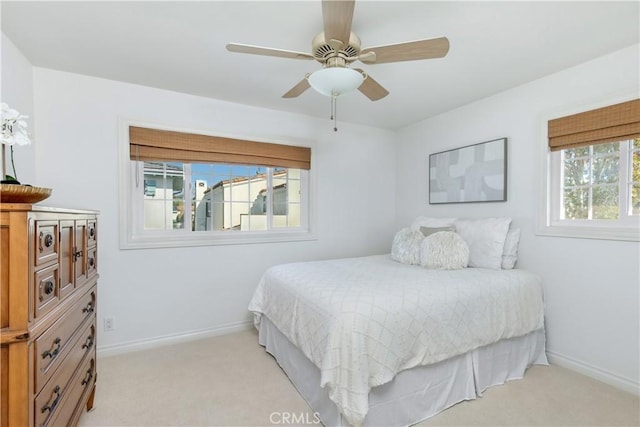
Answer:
top-left (1, 204), bottom-right (98, 427)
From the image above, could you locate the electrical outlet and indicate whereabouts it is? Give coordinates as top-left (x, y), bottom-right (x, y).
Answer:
top-left (104, 317), bottom-right (115, 331)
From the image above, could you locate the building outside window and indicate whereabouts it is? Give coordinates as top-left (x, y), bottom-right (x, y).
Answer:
top-left (139, 162), bottom-right (306, 232)
top-left (142, 162), bottom-right (185, 230)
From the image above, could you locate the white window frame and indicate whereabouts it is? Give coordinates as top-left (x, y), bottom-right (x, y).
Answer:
top-left (538, 94), bottom-right (640, 242)
top-left (118, 119), bottom-right (317, 249)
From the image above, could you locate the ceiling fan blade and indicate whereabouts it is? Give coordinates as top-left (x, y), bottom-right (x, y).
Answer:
top-left (360, 37), bottom-right (450, 64)
top-left (282, 78), bottom-right (311, 98)
top-left (226, 43), bottom-right (314, 60)
top-left (322, 0), bottom-right (355, 50)
top-left (355, 69), bottom-right (389, 101)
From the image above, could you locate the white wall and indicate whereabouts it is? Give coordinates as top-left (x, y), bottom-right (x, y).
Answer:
top-left (395, 44), bottom-right (640, 391)
top-left (31, 67), bottom-right (397, 351)
top-left (1, 33), bottom-right (35, 184)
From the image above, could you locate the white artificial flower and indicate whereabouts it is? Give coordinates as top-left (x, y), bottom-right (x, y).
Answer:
top-left (1, 102), bottom-right (32, 146)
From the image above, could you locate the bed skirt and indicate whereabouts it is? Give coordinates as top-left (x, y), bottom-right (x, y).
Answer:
top-left (258, 316), bottom-right (548, 427)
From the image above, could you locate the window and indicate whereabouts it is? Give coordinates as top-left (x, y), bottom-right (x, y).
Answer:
top-left (139, 162), bottom-right (306, 232)
top-left (120, 123), bottom-right (314, 249)
top-left (554, 139), bottom-right (638, 221)
top-left (541, 99), bottom-right (640, 241)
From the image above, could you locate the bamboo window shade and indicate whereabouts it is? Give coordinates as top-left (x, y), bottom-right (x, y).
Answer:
top-left (129, 126), bottom-right (311, 170)
top-left (548, 99), bottom-right (640, 151)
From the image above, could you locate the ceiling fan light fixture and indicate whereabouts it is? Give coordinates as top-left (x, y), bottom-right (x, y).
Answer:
top-left (307, 67), bottom-right (364, 97)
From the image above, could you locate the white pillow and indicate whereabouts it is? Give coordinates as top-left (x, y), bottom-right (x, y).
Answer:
top-left (391, 228), bottom-right (424, 265)
top-left (420, 231), bottom-right (469, 270)
top-left (454, 218), bottom-right (512, 269)
top-left (410, 216), bottom-right (456, 232)
top-left (420, 225), bottom-right (455, 237)
top-left (502, 228), bottom-right (521, 269)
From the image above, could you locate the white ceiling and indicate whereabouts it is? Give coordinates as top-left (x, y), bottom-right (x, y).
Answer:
top-left (2, 1), bottom-right (638, 130)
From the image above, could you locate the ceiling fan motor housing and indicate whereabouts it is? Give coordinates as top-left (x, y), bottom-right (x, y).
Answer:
top-left (312, 32), bottom-right (361, 62)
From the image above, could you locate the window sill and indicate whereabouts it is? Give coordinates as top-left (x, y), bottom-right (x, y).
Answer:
top-left (120, 229), bottom-right (317, 250)
top-left (536, 222), bottom-right (639, 242)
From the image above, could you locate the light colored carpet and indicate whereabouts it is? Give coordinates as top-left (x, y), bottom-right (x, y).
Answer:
top-left (79, 329), bottom-right (639, 427)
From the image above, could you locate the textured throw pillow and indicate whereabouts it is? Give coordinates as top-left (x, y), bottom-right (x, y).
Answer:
top-left (502, 228), bottom-right (521, 269)
top-left (410, 216), bottom-right (456, 232)
top-left (420, 231), bottom-right (469, 270)
top-left (391, 228), bottom-right (424, 265)
top-left (454, 217), bottom-right (512, 269)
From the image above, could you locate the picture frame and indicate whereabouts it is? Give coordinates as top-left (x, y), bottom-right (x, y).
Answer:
top-left (429, 137), bottom-right (507, 204)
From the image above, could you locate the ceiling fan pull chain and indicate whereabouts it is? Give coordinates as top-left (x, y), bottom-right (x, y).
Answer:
top-left (332, 93), bottom-right (338, 132)
top-left (330, 94), bottom-right (334, 121)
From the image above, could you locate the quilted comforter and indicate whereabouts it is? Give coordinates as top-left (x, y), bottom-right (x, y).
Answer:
top-left (248, 255), bottom-right (545, 427)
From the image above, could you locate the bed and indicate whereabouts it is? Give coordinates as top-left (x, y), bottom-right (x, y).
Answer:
top-left (248, 218), bottom-right (547, 427)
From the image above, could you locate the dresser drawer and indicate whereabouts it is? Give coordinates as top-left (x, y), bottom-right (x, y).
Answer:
top-left (87, 220), bottom-right (97, 248)
top-left (48, 356), bottom-right (95, 427)
top-left (34, 286), bottom-right (96, 391)
top-left (34, 351), bottom-right (95, 427)
top-left (34, 264), bottom-right (60, 320)
top-left (34, 220), bottom-right (58, 268)
top-left (35, 315), bottom-right (95, 392)
top-left (34, 352), bottom-right (77, 427)
top-left (86, 246), bottom-right (97, 281)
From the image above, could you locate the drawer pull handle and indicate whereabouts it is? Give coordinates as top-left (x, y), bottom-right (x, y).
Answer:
top-left (44, 234), bottom-right (53, 248)
top-left (42, 337), bottom-right (61, 359)
top-left (81, 369), bottom-right (94, 386)
top-left (73, 250), bottom-right (83, 261)
top-left (82, 334), bottom-right (94, 350)
top-left (41, 385), bottom-right (61, 414)
top-left (82, 301), bottom-right (94, 314)
top-left (39, 280), bottom-right (55, 301)
top-left (39, 232), bottom-right (54, 251)
top-left (44, 281), bottom-right (54, 295)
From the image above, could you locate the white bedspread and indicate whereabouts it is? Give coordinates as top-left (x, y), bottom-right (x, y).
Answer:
top-left (248, 255), bottom-right (545, 427)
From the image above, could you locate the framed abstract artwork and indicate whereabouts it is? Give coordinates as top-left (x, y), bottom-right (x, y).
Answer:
top-left (429, 138), bottom-right (507, 204)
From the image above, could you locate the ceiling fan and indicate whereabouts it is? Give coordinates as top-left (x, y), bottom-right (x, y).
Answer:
top-left (226, 0), bottom-right (449, 128)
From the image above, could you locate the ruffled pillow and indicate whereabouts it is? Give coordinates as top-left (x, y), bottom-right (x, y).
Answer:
top-left (391, 228), bottom-right (424, 265)
top-left (420, 231), bottom-right (469, 270)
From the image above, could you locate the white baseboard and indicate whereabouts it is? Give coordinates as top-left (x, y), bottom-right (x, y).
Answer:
top-left (546, 350), bottom-right (639, 396)
top-left (97, 320), bottom-right (254, 358)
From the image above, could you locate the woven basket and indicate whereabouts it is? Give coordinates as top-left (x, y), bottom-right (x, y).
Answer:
top-left (0, 184), bottom-right (52, 204)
